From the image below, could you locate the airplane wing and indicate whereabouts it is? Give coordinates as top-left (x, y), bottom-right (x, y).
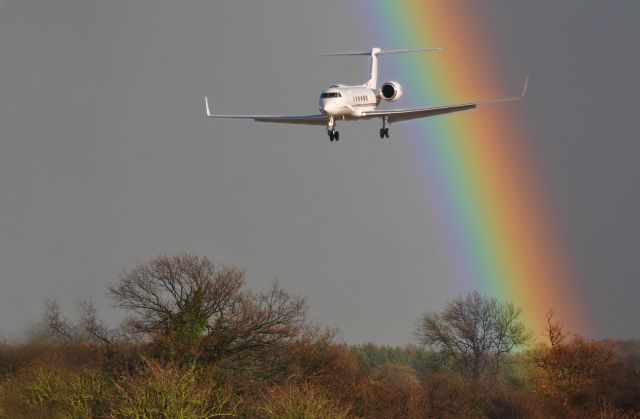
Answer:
top-left (360, 103), bottom-right (478, 123)
top-left (361, 77), bottom-right (529, 123)
top-left (204, 97), bottom-right (329, 126)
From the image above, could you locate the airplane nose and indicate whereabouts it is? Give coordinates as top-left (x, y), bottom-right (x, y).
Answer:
top-left (321, 101), bottom-right (335, 115)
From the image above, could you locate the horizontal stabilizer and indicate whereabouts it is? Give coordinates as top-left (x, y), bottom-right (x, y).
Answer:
top-left (323, 47), bottom-right (443, 88)
top-left (377, 47), bottom-right (443, 55)
top-left (323, 47), bottom-right (442, 57)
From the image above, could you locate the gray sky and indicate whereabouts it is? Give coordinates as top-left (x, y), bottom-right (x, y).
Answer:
top-left (0, 1), bottom-right (639, 345)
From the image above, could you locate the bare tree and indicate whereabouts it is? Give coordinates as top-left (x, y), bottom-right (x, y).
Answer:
top-left (40, 299), bottom-right (120, 344)
top-left (76, 300), bottom-right (121, 344)
top-left (203, 280), bottom-right (307, 360)
top-left (493, 299), bottom-right (530, 371)
top-left (42, 299), bottom-right (76, 342)
top-left (108, 253), bottom-right (307, 361)
top-left (109, 254), bottom-right (245, 341)
top-left (414, 291), bottom-right (530, 379)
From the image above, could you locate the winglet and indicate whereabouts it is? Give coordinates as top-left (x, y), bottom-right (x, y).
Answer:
top-left (204, 96), bottom-right (212, 117)
top-left (474, 76), bottom-right (531, 106)
top-left (520, 76), bottom-right (530, 99)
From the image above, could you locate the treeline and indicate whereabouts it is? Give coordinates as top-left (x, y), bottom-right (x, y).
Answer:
top-left (0, 253), bottom-right (638, 418)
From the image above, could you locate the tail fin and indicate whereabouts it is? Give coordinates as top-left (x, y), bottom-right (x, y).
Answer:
top-left (323, 47), bottom-right (442, 88)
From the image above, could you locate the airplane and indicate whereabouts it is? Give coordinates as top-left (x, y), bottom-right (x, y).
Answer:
top-left (204, 47), bottom-right (528, 142)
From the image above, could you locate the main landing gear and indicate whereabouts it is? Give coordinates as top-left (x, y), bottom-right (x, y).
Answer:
top-left (327, 117), bottom-right (339, 142)
top-left (379, 116), bottom-right (390, 139)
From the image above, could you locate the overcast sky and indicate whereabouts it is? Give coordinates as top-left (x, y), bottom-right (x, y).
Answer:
top-left (0, 1), bottom-right (639, 344)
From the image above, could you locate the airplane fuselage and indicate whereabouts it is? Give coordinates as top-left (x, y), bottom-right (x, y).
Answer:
top-left (319, 85), bottom-right (381, 120)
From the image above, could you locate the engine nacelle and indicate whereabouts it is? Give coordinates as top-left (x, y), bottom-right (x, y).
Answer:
top-left (379, 81), bottom-right (403, 102)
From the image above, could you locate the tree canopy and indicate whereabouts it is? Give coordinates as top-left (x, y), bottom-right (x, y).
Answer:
top-left (414, 291), bottom-right (530, 379)
top-left (108, 253), bottom-right (307, 361)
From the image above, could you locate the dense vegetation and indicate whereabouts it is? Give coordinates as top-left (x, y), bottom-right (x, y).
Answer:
top-left (0, 253), bottom-right (638, 418)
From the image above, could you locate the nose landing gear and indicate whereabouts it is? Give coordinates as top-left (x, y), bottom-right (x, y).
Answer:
top-left (379, 116), bottom-right (390, 139)
top-left (327, 117), bottom-right (339, 142)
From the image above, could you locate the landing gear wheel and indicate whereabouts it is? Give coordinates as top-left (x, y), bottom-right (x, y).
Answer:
top-left (380, 116), bottom-right (390, 139)
top-left (327, 116), bottom-right (337, 143)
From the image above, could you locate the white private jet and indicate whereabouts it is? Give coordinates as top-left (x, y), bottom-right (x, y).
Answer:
top-left (204, 47), bottom-right (528, 142)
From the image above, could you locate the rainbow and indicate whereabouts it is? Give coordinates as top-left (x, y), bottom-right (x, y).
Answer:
top-left (354, 0), bottom-right (586, 336)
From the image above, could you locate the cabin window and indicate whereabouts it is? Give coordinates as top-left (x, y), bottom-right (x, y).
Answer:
top-left (321, 92), bottom-right (341, 98)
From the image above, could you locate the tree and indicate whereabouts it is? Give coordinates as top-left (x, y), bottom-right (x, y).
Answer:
top-left (41, 299), bottom-right (119, 344)
top-left (108, 253), bottom-right (307, 361)
top-left (42, 299), bottom-right (75, 342)
top-left (414, 291), bottom-right (530, 379)
top-left (526, 310), bottom-right (616, 407)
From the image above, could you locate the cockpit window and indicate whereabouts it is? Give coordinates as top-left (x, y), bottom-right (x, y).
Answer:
top-left (320, 92), bottom-right (341, 98)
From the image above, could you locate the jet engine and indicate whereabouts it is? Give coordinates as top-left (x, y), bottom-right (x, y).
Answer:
top-left (379, 81), bottom-right (403, 102)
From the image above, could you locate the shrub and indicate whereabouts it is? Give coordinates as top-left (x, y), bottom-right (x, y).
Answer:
top-left (0, 383), bottom-right (5, 418)
top-left (66, 369), bottom-right (112, 418)
top-left (359, 363), bottom-right (427, 419)
top-left (257, 383), bottom-right (352, 419)
top-left (13, 366), bottom-right (114, 418)
top-left (111, 359), bottom-right (237, 418)
top-left (22, 367), bottom-right (62, 408)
